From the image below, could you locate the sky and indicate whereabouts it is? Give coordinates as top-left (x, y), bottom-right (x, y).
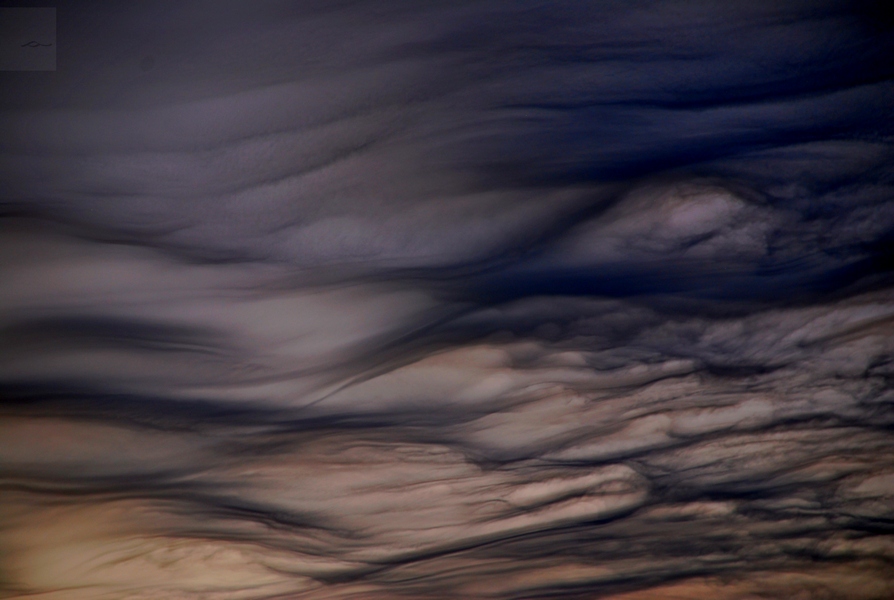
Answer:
top-left (0, 1), bottom-right (893, 598)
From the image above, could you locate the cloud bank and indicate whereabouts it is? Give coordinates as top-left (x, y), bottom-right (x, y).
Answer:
top-left (1, 1), bottom-right (892, 598)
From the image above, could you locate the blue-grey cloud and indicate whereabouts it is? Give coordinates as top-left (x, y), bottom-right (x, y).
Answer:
top-left (0, 1), bottom-right (892, 599)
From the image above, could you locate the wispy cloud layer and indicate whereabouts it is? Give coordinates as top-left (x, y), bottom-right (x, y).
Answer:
top-left (0, 1), bottom-right (892, 598)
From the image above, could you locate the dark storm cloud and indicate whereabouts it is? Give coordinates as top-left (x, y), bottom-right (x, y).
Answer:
top-left (0, 1), bottom-right (892, 599)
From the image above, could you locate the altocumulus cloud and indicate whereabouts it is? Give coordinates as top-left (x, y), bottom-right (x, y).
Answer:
top-left (0, 1), bottom-right (893, 599)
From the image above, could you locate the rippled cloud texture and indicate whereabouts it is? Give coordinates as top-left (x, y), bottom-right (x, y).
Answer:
top-left (1, 1), bottom-right (893, 598)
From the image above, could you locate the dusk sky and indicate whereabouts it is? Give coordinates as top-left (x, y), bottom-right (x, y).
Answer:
top-left (0, 1), bottom-right (893, 599)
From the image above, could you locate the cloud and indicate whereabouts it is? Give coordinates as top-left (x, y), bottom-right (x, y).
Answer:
top-left (0, 1), bottom-right (892, 599)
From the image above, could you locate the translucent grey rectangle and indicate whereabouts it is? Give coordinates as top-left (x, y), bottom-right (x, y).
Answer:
top-left (0, 8), bottom-right (56, 71)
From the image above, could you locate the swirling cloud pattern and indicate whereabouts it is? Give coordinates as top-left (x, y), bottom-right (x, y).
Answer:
top-left (1, 1), bottom-right (892, 599)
